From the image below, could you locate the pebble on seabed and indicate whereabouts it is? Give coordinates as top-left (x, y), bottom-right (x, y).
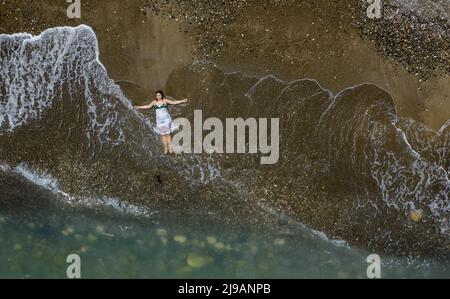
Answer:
top-left (96, 225), bottom-right (105, 233)
top-left (214, 242), bottom-right (225, 250)
top-left (177, 265), bottom-right (193, 274)
top-left (274, 238), bottom-right (286, 246)
top-left (174, 235), bottom-right (187, 244)
top-left (206, 236), bottom-right (217, 244)
top-left (410, 210), bottom-right (422, 223)
top-left (160, 236), bottom-right (168, 245)
top-left (186, 253), bottom-right (214, 268)
top-left (156, 228), bottom-right (167, 237)
top-left (87, 233), bottom-right (97, 241)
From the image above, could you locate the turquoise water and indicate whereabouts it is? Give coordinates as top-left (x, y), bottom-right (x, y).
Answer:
top-left (0, 204), bottom-right (449, 279)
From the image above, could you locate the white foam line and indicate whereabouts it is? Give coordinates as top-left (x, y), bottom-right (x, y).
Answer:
top-left (12, 163), bottom-right (60, 192)
top-left (255, 200), bottom-right (351, 249)
top-left (5, 162), bottom-right (154, 218)
top-left (437, 119), bottom-right (450, 135)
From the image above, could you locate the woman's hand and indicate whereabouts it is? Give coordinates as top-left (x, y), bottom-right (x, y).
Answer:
top-left (183, 98), bottom-right (189, 103)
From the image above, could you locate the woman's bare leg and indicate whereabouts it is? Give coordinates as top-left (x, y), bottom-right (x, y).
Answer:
top-left (167, 134), bottom-right (173, 153)
top-left (161, 135), bottom-right (168, 154)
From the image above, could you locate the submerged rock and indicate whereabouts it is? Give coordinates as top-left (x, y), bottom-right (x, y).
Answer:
top-left (174, 235), bottom-right (187, 244)
top-left (186, 253), bottom-right (214, 268)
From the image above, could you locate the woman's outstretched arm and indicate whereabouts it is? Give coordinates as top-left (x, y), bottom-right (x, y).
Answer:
top-left (133, 101), bottom-right (155, 110)
top-left (165, 98), bottom-right (189, 105)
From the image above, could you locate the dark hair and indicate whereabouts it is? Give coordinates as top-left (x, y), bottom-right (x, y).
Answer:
top-left (155, 90), bottom-right (165, 99)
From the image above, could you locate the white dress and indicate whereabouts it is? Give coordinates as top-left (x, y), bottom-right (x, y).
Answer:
top-left (154, 100), bottom-right (178, 135)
